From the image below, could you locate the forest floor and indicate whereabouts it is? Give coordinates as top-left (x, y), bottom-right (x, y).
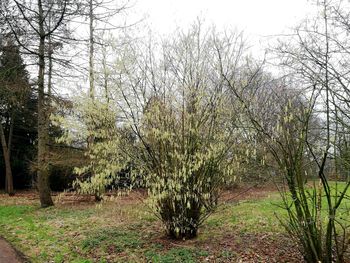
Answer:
top-left (0, 184), bottom-right (339, 262)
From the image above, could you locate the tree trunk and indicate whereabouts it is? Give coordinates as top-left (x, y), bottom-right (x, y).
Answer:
top-left (101, 42), bottom-right (109, 103)
top-left (48, 34), bottom-right (53, 97)
top-left (37, 0), bottom-right (53, 208)
top-left (89, 0), bottom-right (95, 99)
top-left (0, 123), bottom-right (14, 196)
top-left (89, 0), bottom-right (98, 202)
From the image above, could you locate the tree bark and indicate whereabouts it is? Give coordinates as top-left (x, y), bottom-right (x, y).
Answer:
top-left (0, 122), bottom-right (14, 196)
top-left (0, 123), bottom-right (15, 196)
top-left (37, 0), bottom-right (53, 208)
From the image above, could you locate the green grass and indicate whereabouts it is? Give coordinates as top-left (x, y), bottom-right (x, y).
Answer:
top-left (81, 227), bottom-right (143, 253)
top-left (202, 192), bottom-right (285, 235)
top-left (0, 205), bottom-right (95, 262)
top-left (1, 184), bottom-right (350, 262)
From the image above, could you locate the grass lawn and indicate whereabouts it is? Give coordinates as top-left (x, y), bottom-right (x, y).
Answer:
top-left (0, 184), bottom-right (349, 262)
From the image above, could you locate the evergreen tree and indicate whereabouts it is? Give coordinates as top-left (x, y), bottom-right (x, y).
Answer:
top-left (0, 37), bottom-right (30, 195)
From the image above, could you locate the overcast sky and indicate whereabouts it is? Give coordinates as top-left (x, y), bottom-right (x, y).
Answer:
top-left (134, 0), bottom-right (315, 50)
top-left (64, 0), bottom-right (318, 96)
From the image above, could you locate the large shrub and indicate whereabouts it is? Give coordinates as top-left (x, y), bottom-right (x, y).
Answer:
top-left (122, 24), bottom-right (243, 239)
top-left (53, 96), bottom-right (129, 199)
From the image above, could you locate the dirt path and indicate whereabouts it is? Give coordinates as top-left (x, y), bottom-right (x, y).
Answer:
top-left (0, 238), bottom-right (26, 263)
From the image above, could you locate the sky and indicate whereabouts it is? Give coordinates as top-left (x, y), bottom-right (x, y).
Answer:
top-left (62, 0), bottom-right (318, 97)
top-left (134, 0), bottom-right (316, 51)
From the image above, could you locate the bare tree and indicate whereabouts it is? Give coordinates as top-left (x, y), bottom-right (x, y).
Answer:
top-left (79, 0), bottom-right (132, 99)
top-left (216, 0), bottom-right (350, 261)
top-left (1, 0), bottom-right (76, 207)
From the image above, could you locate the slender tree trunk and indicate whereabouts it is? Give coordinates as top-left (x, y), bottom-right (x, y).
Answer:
top-left (89, 0), bottom-right (95, 99)
top-left (0, 122), bottom-right (14, 196)
top-left (48, 33), bottom-right (53, 97)
top-left (37, 0), bottom-right (53, 208)
top-left (8, 112), bottom-right (13, 161)
top-left (88, 0), bottom-right (99, 202)
top-left (7, 112), bottom-right (14, 195)
top-left (101, 44), bottom-right (109, 103)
